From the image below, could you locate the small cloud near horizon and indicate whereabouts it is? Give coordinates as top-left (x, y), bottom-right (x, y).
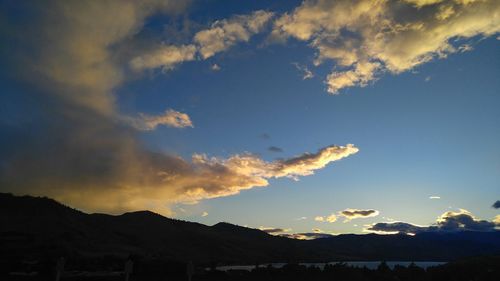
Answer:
top-left (366, 209), bottom-right (499, 235)
top-left (340, 209), bottom-right (379, 222)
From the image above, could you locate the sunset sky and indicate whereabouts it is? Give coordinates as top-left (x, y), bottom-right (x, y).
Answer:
top-left (1, 0), bottom-right (499, 236)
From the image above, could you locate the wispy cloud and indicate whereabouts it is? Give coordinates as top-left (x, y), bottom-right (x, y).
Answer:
top-left (130, 45), bottom-right (196, 71)
top-left (259, 226), bottom-right (292, 235)
top-left (130, 109), bottom-right (194, 130)
top-left (292, 63), bottom-right (314, 80)
top-left (194, 10), bottom-right (274, 59)
top-left (131, 10), bottom-right (274, 71)
top-left (280, 232), bottom-right (334, 240)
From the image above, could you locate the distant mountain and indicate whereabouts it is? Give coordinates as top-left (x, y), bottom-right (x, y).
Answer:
top-left (1, 193), bottom-right (499, 264)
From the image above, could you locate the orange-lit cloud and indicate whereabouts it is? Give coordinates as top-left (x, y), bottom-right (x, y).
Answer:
top-left (0, 1), bottom-right (358, 217)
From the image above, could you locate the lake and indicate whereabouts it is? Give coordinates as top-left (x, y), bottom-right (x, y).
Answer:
top-left (215, 261), bottom-right (447, 271)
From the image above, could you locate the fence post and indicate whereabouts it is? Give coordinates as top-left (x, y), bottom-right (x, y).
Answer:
top-left (124, 260), bottom-right (133, 281)
top-left (55, 257), bottom-right (65, 281)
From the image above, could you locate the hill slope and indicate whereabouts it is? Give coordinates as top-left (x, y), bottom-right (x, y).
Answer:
top-left (1, 193), bottom-right (499, 263)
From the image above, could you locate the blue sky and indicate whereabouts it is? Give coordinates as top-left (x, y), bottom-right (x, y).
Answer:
top-left (1, 0), bottom-right (499, 236)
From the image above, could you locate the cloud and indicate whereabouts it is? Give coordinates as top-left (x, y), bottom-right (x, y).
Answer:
top-left (0, 1), bottom-right (358, 216)
top-left (494, 215), bottom-right (500, 224)
top-left (129, 10), bottom-right (274, 71)
top-left (280, 228), bottom-right (337, 240)
top-left (201, 211), bottom-right (208, 217)
top-left (315, 216), bottom-right (325, 222)
top-left (366, 209), bottom-right (499, 234)
top-left (280, 232), bottom-right (334, 240)
top-left (273, 0), bottom-right (500, 93)
top-left (366, 222), bottom-right (426, 235)
top-left (130, 45), bottom-right (197, 71)
top-left (429, 196), bottom-right (441, 199)
top-left (194, 10), bottom-right (274, 59)
top-left (292, 63), bottom-right (314, 80)
top-left (268, 146), bottom-right (284, 153)
top-left (315, 214), bottom-right (337, 223)
top-left (259, 227), bottom-right (291, 235)
top-left (130, 109), bottom-right (194, 130)
top-left (259, 133), bottom-right (271, 139)
top-left (2, 141), bottom-right (358, 215)
top-left (315, 208), bottom-right (378, 223)
top-left (436, 209), bottom-right (498, 232)
top-left (492, 200), bottom-right (500, 209)
top-left (340, 208), bottom-right (380, 222)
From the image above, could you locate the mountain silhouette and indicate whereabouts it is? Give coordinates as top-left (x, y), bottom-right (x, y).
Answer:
top-left (1, 193), bottom-right (499, 264)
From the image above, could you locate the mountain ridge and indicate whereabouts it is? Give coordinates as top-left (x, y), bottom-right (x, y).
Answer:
top-left (1, 193), bottom-right (499, 264)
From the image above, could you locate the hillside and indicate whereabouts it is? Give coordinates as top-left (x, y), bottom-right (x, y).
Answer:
top-left (1, 193), bottom-right (499, 264)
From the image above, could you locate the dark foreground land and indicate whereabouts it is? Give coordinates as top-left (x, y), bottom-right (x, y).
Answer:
top-left (1, 193), bottom-right (500, 280)
top-left (2, 256), bottom-right (500, 281)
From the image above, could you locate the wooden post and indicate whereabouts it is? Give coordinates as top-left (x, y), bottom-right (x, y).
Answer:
top-left (187, 261), bottom-right (194, 281)
top-left (124, 260), bottom-right (133, 281)
top-left (55, 257), bottom-right (65, 281)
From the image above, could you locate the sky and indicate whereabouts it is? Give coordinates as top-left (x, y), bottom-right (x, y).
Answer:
top-left (1, 0), bottom-right (499, 237)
